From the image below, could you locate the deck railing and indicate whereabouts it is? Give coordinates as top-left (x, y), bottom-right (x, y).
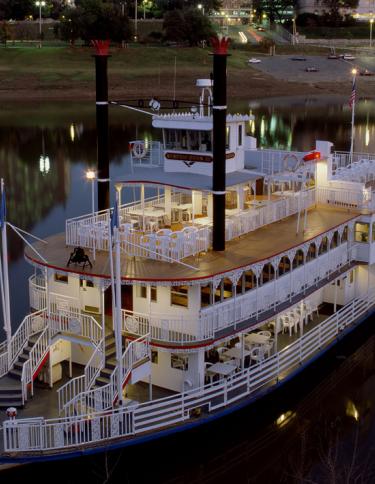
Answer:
top-left (333, 151), bottom-right (375, 169)
top-left (0, 342), bottom-right (8, 379)
top-left (29, 275), bottom-right (47, 311)
top-left (49, 311), bottom-right (102, 347)
top-left (316, 186), bottom-right (370, 210)
top-left (63, 334), bottom-right (150, 417)
top-left (4, 291), bottom-right (374, 453)
top-left (21, 326), bottom-right (50, 404)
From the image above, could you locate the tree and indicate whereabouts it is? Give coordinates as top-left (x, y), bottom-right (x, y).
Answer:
top-left (0, 20), bottom-right (10, 45)
top-left (253, 0), bottom-right (298, 24)
top-left (0, 0), bottom-right (34, 20)
top-left (59, 0), bottom-right (133, 44)
top-left (319, 0), bottom-right (360, 26)
top-left (163, 7), bottom-right (215, 46)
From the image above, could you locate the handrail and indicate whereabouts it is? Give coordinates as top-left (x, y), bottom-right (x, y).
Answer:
top-left (63, 334), bottom-right (150, 416)
top-left (21, 326), bottom-right (49, 405)
top-left (4, 292), bottom-right (373, 453)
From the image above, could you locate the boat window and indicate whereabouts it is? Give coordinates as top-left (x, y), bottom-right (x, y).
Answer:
top-left (306, 243), bottom-right (316, 262)
top-left (201, 132), bottom-right (212, 152)
top-left (278, 256), bottom-right (290, 275)
top-left (200, 284), bottom-right (211, 308)
top-left (226, 126), bottom-right (230, 149)
top-left (244, 270), bottom-right (256, 291)
top-left (151, 285), bottom-right (157, 302)
top-left (355, 222), bottom-right (369, 243)
top-left (223, 278), bottom-right (233, 299)
top-left (171, 354), bottom-right (188, 370)
top-left (54, 274), bottom-right (68, 284)
top-left (171, 285), bottom-right (189, 308)
top-left (341, 225), bottom-right (348, 243)
top-left (330, 231), bottom-right (339, 249)
top-left (214, 280), bottom-right (223, 303)
top-left (292, 249), bottom-right (304, 269)
top-left (238, 124), bottom-right (243, 146)
top-left (151, 350), bottom-right (158, 364)
top-left (187, 130), bottom-right (199, 151)
top-left (80, 279), bottom-right (94, 288)
top-left (136, 285), bottom-right (147, 299)
top-left (372, 223), bottom-right (375, 242)
top-left (262, 263), bottom-right (275, 283)
top-left (318, 236), bottom-right (328, 255)
top-left (236, 275), bottom-right (244, 295)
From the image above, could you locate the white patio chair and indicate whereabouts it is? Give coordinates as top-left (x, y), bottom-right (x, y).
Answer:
top-left (263, 338), bottom-right (275, 358)
top-left (257, 330), bottom-right (271, 339)
top-left (250, 347), bottom-right (264, 365)
top-left (281, 315), bottom-right (295, 336)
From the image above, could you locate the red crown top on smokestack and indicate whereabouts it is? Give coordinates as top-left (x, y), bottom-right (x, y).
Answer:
top-left (210, 36), bottom-right (230, 55)
top-left (91, 40), bottom-right (110, 56)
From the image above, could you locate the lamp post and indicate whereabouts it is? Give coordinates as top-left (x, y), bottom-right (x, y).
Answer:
top-left (198, 3), bottom-right (205, 16)
top-left (370, 18), bottom-right (374, 48)
top-left (134, 0), bottom-right (138, 41)
top-left (35, 1), bottom-right (46, 48)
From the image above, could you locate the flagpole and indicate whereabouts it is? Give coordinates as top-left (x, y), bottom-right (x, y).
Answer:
top-left (350, 69), bottom-right (357, 165)
top-left (1, 179), bottom-right (11, 348)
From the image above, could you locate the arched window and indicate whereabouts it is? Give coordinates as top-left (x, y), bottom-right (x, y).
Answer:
top-left (330, 231), bottom-right (339, 249)
top-left (341, 225), bottom-right (348, 243)
top-left (292, 249), bottom-right (304, 269)
top-left (262, 263), bottom-right (275, 283)
top-left (244, 270), bottom-right (257, 291)
top-left (278, 256), bottom-right (291, 276)
top-left (223, 277), bottom-right (233, 300)
top-left (306, 242), bottom-right (317, 262)
top-left (318, 236), bottom-right (328, 255)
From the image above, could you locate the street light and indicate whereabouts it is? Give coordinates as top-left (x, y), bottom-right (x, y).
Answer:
top-left (198, 3), bottom-right (205, 16)
top-left (35, 1), bottom-right (46, 48)
top-left (370, 18), bottom-right (374, 48)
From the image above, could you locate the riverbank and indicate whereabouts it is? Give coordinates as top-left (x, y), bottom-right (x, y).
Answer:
top-left (1, 46), bottom-right (375, 102)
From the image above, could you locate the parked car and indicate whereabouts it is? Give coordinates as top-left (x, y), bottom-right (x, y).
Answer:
top-left (257, 26), bottom-right (265, 32)
top-left (328, 54), bottom-right (339, 59)
top-left (306, 66), bottom-right (319, 72)
top-left (342, 54), bottom-right (356, 61)
top-left (291, 57), bottom-right (307, 61)
top-left (360, 69), bottom-right (374, 76)
top-left (248, 58), bottom-right (261, 64)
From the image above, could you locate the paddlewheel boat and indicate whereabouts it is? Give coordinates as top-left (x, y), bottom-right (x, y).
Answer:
top-left (1, 38), bottom-right (375, 463)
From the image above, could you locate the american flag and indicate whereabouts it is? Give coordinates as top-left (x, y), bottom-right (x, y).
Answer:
top-left (349, 77), bottom-right (356, 109)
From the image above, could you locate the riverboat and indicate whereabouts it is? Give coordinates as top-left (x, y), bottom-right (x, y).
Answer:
top-left (1, 38), bottom-right (375, 464)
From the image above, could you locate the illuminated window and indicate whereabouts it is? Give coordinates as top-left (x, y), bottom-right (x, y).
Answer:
top-left (54, 274), bottom-right (68, 284)
top-left (171, 285), bottom-right (188, 307)
top-left (355, 222), bottom-right (369, 243)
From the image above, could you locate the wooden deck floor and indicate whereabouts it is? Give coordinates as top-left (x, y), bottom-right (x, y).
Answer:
top-left (25, 206), bottom-right (359, 283)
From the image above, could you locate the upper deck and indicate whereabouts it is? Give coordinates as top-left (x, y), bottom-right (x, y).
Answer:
top-left (25, 206), bottom-right (359, 284)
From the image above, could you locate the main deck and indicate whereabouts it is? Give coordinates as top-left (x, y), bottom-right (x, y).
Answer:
top-left (25, 206), bottom-right (359, 283)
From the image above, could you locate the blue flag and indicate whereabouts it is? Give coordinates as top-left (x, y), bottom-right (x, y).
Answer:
top-left (0, 186), bottom-right (5, 230)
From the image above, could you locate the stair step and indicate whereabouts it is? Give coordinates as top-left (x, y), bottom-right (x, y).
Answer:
top-left (0, 392), bottom-right (22, 401)
top-left (18, 354), bottom-right (29, 362)
top-left (29, 334), bottom-right (39, 345)
top-left (100, 368), bottom-right (113, 377)
top-left (96, 376), bottom-right (111, 385)
top-left (0, 386), bottom-right (22, 394)
top-left (106, 358), bottom-right (117, 368)
top-left (8, 369), bottom-right (22, 379)
top-left (13, 362), bottom-right (24, 371)
top-left (105, 336), bottom-right (115, 347)
top-left (0, 400), bottom-right (23, 408)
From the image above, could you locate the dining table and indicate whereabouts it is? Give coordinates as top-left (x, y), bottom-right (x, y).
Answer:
top-left (244, 333), bottom-right (270, 346)
top-left (206, 362), bottom-right (237, 382)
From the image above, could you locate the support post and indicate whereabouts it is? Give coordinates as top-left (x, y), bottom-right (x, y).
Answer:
top-left (211, 36), bottom-right (229, 252)
top-left (92, 40), bottom-right (110, 212)
top-left (1, 180), bottom-right (11, 350)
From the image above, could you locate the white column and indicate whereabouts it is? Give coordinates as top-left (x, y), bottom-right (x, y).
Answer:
top-left (114, 227), bottom-right (123, 406)
top-left (165, 186), bottom-right (172, 223)
top-left (207, 193), bottom-right (213, 220)
top-left (101, 285), bottom-right (106, 354)
top-left (141, 184), bottom-right (145, 231)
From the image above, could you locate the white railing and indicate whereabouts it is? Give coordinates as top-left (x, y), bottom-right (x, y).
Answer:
top-left (258, 149), bottom-right (308, 175)
top-left (122, 309), bottom-right (212, 343)
top-left (21, 326), bottom-right (50, 404)
top-left (200, 243), bottom-right (349, 337)
top-left (316, 186), bottom-right (366, 209)
top-left (9, 310), bottom-right (47, 369)
top-left (64, 334), bottom-right (150, 417)
top-left (57, 338), bottom-right (105, 415)
top-left (29, 275), bottom-right (47, 311)
top-left (0, 343), bottom-right (8, 379)
top-left (4, 291), bottom-right (374, 454)
top-left (333, 151), bottom-right (375, 169)
top-left (49, 311), bottom-right (102, 347)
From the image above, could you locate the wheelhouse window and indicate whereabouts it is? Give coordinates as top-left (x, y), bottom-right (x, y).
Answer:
top-left (355, 222), bottom-right (369, 243)
top-left (171, 285), bottom-right (188, 308)
top-left (164, 129), bottom-right (212, 152)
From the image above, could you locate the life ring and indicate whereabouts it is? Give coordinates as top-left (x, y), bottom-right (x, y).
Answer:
top-left (132, 141), bottom-right (147, 159)
top-left (282, 153), bottom-right (300, 172)
top-left (125, 316), bottom-right (139, 333)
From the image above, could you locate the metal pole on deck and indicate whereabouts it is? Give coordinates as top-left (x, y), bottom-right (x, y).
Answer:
top-left (92, 40), bottom-right (111, 212)
top-left (211, 36), bottom-right (229, 252)
top-left (1, 179), bottom-right (11, 348)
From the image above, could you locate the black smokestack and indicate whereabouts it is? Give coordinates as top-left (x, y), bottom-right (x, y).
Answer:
top-left (211, 36), bottom-right (229, 252)
top-left (92, 40), bottom-right (110, 212)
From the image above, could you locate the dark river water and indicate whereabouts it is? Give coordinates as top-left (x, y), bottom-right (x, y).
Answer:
top-left (2, 96), bottom-right (375, 482)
